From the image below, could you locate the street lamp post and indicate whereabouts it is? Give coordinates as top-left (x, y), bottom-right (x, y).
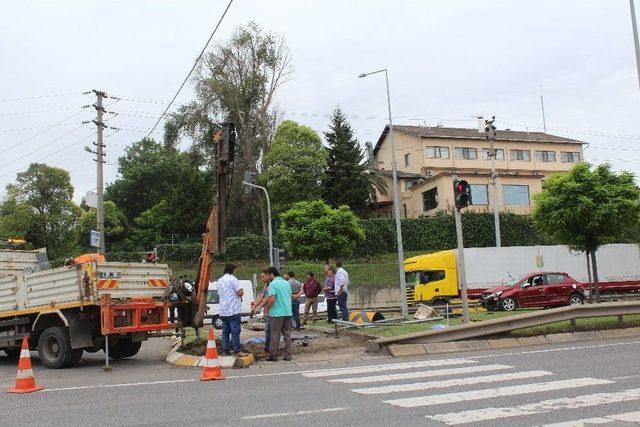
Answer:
top-left (242, 181), bottom-right (274, 266)
top-left (359, 69), bottom-right (408, 319)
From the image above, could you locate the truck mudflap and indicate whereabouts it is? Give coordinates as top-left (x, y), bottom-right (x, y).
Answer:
top-left (100, 294), bottom-right (169, 335)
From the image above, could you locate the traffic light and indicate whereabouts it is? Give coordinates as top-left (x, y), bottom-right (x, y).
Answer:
top-left (243, 170), bottom-right (257, 194)
top-left (278, 248), bottom-right (286, 268)
top-left (453, 179), bottom-right (472, 209)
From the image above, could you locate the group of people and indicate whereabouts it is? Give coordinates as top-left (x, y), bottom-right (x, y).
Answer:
top-left (216, 262), bottom-right (350, 362)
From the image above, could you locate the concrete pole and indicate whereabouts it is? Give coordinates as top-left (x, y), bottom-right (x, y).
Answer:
top-left (630, 0), bottom-right (640, 92)
top-left (486, 118), bottom-right (501, 247)
top-left (94, 90), bottom-right (106, 254)
top-left (453, 174), bottom-right (470, 324)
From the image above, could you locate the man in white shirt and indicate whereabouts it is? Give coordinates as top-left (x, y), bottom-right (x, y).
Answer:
top-left (217, 264), bottom-right (246, 356)
top-left (334, 260), bottom-right (350, 321)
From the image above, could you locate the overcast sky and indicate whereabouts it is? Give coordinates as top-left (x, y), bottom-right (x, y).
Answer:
top-left (2, 0), bottom-right (640, 202)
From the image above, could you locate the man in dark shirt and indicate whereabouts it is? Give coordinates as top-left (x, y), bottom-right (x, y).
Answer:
top-left (302, 272), bottom-right (323, 325)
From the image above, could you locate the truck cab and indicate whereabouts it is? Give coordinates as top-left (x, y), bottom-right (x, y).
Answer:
top-left (404, 251), bottom-right (459, 305)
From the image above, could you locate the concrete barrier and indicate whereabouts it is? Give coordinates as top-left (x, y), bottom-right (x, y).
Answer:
top-left (348, 285), bottom-right (401, 309)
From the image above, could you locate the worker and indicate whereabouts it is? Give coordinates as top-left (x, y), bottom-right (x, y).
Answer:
top-left (251, 269), bottom-right (272, 356)
top-left (265, 267), bottom-right (293, 362)
top-left (217, 264), bottom-right (246, 357)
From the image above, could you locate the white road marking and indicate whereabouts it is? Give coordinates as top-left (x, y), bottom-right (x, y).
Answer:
top-left (303, 358), bottom-right (475, 378)
top-left (330, 364), bottom-right (513, 384)
top-left (352, 370), bottom-right (552, 395)
top-left (385, 377), bottom-right (613, 408)
top-left (542, 410), bottom-right (640, 426)
top-left (242, 407), bottom-right (346, 420)
top-left (471, 340), bottom-right (640, 361)
top-left (427, 387), bottom-right (640, 425)
top-left (43, 378), bottom-right (199, 392)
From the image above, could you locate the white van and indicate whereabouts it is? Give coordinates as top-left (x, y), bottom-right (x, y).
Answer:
top-left (205, 280), bottom-right (255, 329)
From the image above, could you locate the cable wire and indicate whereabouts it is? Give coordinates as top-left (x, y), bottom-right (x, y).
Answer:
top-left (3, 110), bottom-right (87, 153)
top-left (144, 0), bottom-right (234, 138)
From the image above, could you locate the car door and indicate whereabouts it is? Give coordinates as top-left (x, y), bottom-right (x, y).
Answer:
top-left (545, 274), bottom-right (568, 306)
top-left (517, 276), bottom-right (541, 307)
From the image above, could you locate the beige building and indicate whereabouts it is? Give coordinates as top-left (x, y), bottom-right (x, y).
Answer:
top-left (370, 123), bottom-right (585, 217)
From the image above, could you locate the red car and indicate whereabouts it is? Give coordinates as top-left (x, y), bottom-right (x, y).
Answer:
top-left (482, 272), bottom-right (588, 312)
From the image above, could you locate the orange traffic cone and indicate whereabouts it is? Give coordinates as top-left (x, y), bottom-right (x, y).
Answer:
top-left (200, 329), bottom-right (224, 381)
top-left (7, 336), bottom-right (44, 394)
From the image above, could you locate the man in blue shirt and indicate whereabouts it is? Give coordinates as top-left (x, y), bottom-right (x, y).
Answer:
top-left (265, 267), bottom-right (293, 361)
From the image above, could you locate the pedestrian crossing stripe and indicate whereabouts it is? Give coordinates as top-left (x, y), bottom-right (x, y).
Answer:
top-left (541, 409), bottom-right (640, 427)
top-left (428, 387), bottom-right (640, 425)
top-left (384, 377), bottom-right (613, 408)
top-left (303, 358), bottom-right (476, 378)
top-left (352, 370), bottom-right (553, 395)
top-left (329, 364), bottom-right (512, 384)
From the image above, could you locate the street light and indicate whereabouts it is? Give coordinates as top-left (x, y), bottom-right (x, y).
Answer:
top-left (242, 181), bottom-right (274, 266)
top-left (358, 68), bottom-right (408, 319)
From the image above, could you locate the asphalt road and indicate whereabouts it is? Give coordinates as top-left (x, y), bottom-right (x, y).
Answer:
top-left (2, 337), bottom-right (640, 426)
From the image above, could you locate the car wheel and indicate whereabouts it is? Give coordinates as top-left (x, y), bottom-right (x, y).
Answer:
top-left (501, 297), bottom-right (517, 312)
top-left (568, 293), bottom-right (584, 306)
top-left (213, 317), bottom-right (224, 330)
top-left (37, 327), bottom-right (75, 369)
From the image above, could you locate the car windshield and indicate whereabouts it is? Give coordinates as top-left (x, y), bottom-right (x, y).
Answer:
top-left (505, 274), bottom-right (529, 287)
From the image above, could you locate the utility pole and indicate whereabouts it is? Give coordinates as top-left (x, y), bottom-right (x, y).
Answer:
top-left (452, 174), bottom-right (470, 324)
top-left (484, 116), bottom-right (501, 248)
top-left (92, 90), bottom-right (107, 254)
top-left (540, 86), bottom-right (547, 133)
top-left (630, 0), bottom-right (640, 92)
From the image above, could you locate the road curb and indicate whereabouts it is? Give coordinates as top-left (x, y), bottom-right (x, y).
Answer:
top-left (384, 327), bottom-right (640, 357)
top-left (164, 341), bottom-right (248, 368)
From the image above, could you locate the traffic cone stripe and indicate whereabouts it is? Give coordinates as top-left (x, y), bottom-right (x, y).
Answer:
top-left (204, 358), bottom-right (220, 367)
top-left (16, 369), bottom-right (34, 379)
top-left (20, 349), bottom-right (30, 358)
top-left (207, 341), bottom-right (216, 349)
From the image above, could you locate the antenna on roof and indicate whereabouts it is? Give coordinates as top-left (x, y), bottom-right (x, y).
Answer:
top-left (540, 85), bottom-right (547, 133)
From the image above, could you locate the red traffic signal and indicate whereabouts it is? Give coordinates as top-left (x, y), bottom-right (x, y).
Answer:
top-left (453, 179), bottom-right (472, 209)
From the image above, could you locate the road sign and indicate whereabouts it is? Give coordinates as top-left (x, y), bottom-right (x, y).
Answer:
top-left (86, 191), bottom-right (98, 208)
top-left (90, 230), bottom-right (100, 248)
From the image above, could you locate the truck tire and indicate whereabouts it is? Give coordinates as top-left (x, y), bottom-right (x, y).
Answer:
top-left (106, 338), bottom-right (142, 359)
top-left (568, 293), bottom-right (584, 306)
top-left (501, 297), bottom-right (517, 312)
top-left (37, 327), bottom-right (75, 369)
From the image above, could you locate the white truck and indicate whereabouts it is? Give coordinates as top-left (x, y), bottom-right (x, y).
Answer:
top-left (0, 249), bottom-right (171, 368)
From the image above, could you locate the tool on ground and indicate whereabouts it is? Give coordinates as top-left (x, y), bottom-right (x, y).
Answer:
top-left (200, 329), bottom-right (224, 381)
top-left (7, 336), bottom-right (44, 394)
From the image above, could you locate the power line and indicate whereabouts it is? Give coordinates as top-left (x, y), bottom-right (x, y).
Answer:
top-left (0, 106), bottom-right (80, 116)
top-left (3, 110), bottom-right (87, 154)
top-left (0, 92), bottom-right (85, 102)
top-left (145, 0), bottom-right (235, 138)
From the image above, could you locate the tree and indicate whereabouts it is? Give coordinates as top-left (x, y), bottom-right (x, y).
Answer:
top-left (533, 163), bottom-right (640, 301)
top-left (3, 164), bottom-right (81, 259)
top-left (77, 201), bottom-right (128, 251)
top-left (105, 138), bottom-right (215, 240)
top-left (279, 200), bottom-right (365, 261)
top-left (322, 108), bottom-right (386, 215)
top-left (164, 22), bottom-right (293, 234)
top-left (0, 199), bottom-right (35, 240)
top-left (259, 120), bottom-right (327, 213)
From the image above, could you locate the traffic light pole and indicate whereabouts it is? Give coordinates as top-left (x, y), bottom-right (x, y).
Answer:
top-left (485, 117), bottom-right (501, 247)
top-left (243, 181), bottom-right (274, 266)
top-left (453, 174), bottom-right (470, 324)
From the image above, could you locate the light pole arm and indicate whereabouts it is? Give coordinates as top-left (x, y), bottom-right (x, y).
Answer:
top-left (243, 181), bottom-right (274, 266)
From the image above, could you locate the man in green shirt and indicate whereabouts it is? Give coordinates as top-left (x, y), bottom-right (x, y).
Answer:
top-left (265, 267), bottom-right (293, 361)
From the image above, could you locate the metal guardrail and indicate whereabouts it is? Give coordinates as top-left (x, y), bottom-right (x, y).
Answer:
top-left (374, 301), bottom-right (640, 346)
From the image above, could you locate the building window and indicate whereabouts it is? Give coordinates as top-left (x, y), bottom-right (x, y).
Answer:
top-left (536, 150), bottom-right (556, 162)
top-left (482, 148), bottom-right (504, 160)
top-left (404, 153), bottom-right (410, 167)
top-left (422, 187), bottom-right (439, 212)
top-left (502, 184), bottom-right (530, 206)
top-left (470, 184), bottom-right (488, 205)
top-left (455, 147), bottom-right (478, 160)
top-left (425, 146), bottom-right (450, 159)
top-left (510, 149), bottom-right (531, 161)
top-left (561, 151), bottom-right (581, 163)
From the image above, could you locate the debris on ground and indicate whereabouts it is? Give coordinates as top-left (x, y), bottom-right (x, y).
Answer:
top-left (413, 304), bottom-right (437, 320)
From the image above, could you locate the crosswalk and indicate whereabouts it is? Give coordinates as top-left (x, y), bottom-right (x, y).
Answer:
top-left (302, 357), bottom-right (640, 425)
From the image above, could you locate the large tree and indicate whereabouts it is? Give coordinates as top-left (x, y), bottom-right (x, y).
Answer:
top-left (259, 120), bottom-right (327, 213)
top-left (164, 22), bottom-right (293, 234)
top-left (279, 200), bottom-right (364, 261)
top-left (2, 164), bottom-right (80, 259)
top-left (322, 108), bottom-right (386, 215)
top-left (533, 163), bottom-right (640, 302)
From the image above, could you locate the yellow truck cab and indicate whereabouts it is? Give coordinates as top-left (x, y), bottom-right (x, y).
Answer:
top-left (404, 251), bottom-right (459, 305)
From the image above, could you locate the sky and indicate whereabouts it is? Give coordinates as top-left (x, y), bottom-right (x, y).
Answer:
top-left (2, 0), bottom-right (640, 203)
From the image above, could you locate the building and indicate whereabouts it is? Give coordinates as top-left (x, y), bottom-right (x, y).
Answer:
top-left (371, 122), bottom-right (585, 217)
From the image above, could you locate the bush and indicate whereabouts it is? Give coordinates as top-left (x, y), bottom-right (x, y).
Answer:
top-left (225, 234), bottom-right (269, 261)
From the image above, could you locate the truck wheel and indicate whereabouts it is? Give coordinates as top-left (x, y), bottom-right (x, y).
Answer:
top-left (501, 297), bottom-right (517, 312)
top-left (213, 316), bottom-right (224, 330)
top-left (37, 327), bottom-right (75, 369)
top-left (568, 293), bottom-right (584, 306)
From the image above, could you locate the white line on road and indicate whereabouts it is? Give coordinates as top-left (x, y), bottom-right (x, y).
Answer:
top-left (43, 378), bottom-right (199, 392)
top-left (541, 410), bottom-right (640, 426)
top-left (385, 377), bottom-right (613, 408)
top-left (428, 388), bottom-right (640, 425)
top-left (471, 340), bottom-right (640, 360)
top-left (242, 407), bottom-right (346, 420)
top-left (330, 364), bottom-right (513, 384)
top-left (303, 358), bottom-right (476, 378)
top-left (352, 370), bottom-right (552, 395)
